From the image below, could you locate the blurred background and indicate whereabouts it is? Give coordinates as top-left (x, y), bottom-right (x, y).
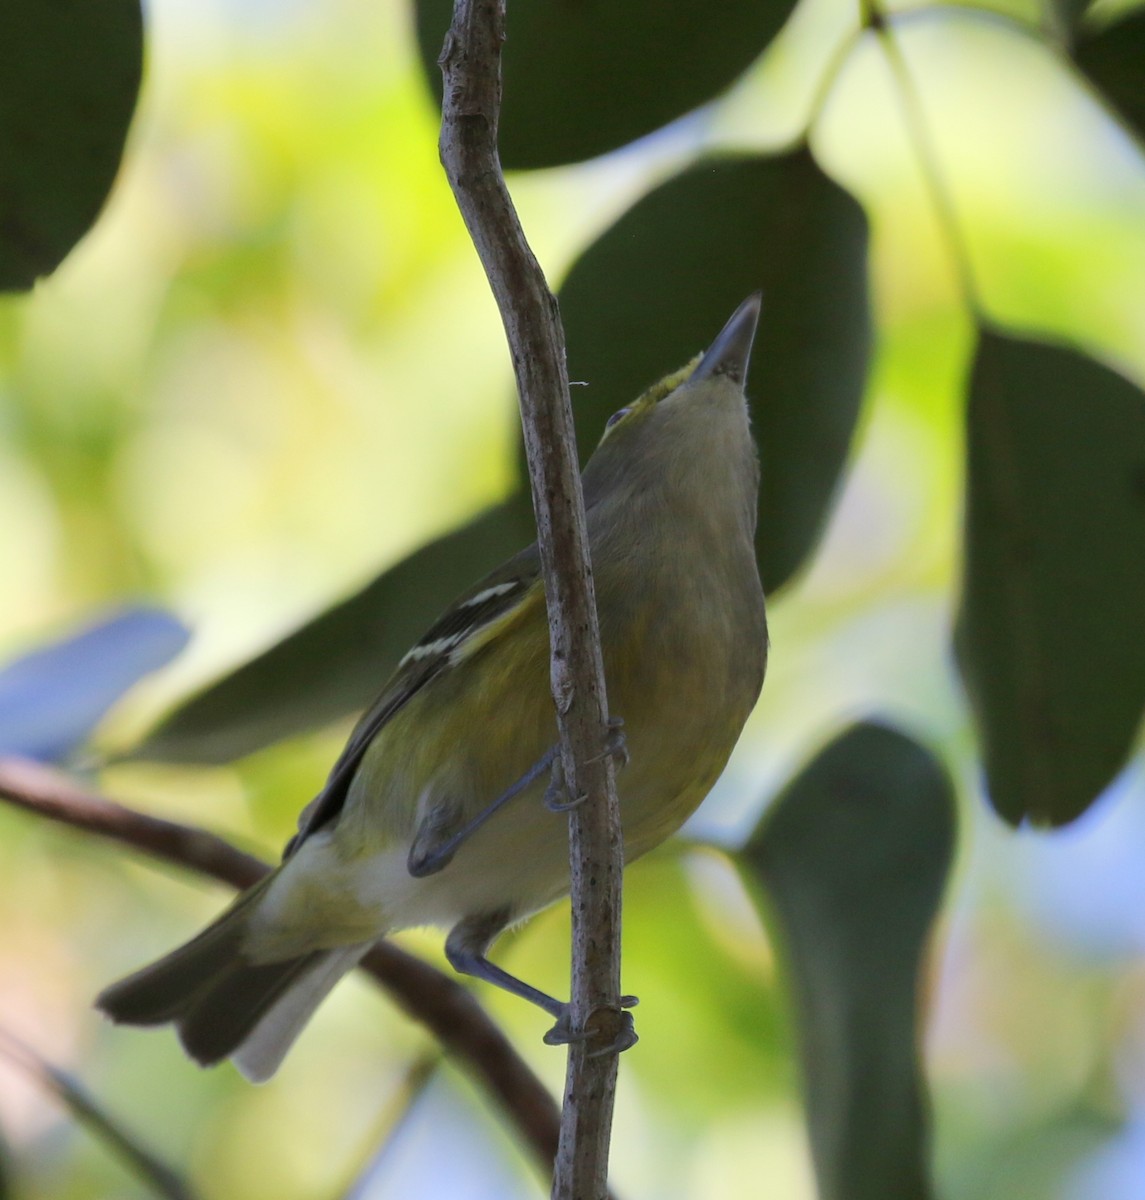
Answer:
top-left (1, 0), bottom-right (1145, 1195)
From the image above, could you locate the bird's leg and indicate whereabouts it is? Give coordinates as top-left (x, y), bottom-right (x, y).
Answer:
top-left (543, 715), bottom-right (628, 813)
top-left (408, 717), bottom-right (628, 876)
top-left (445, 911), bottom-right (639, 1054)
top-left (407, 746), bottom-right (559, 878)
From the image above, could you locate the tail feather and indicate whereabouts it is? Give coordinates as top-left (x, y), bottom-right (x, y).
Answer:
top-left (175, 953), bottom-right (325, 1067)
top-left (233, 944), bottom-right (371, 1083)
top-left (96, 879), bottom-right (371, 1079)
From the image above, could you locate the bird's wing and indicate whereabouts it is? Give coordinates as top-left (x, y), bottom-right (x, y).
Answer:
top-left (284, 543), bottom-right (543, 856)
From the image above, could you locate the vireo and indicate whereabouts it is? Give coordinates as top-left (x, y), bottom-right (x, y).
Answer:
top-left (99, 295), bottom-right (768, 1080)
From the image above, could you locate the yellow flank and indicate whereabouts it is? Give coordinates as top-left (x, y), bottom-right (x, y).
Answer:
top-left (336, 582), bottom-right (556, 857)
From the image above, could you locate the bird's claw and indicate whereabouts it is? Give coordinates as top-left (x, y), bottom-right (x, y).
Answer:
top-left (543, 998), bottom-right (640, 1056)
top-left (595, 716), bottom-right (630, 770)
top-left (544, 784), bottom-right (588, 813)
top-left (543, 716), bottom-right (628, 812)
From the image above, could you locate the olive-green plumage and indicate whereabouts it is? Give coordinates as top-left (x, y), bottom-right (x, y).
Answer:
top-left (98, 295), bottom-right (768, 1080)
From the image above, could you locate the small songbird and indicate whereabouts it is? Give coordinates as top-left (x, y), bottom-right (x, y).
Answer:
top-left (98, 295), bottom-right (769, 1080)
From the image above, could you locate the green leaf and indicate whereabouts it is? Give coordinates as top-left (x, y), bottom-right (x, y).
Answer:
top-left (0, 0), bottom-right (143, 290)
top-left (415, 0), bottom-right (794, 169)
top-left (1074, 11), bottom-right (1145, 142)
top-left (740, 722), bottom-right (956, 1200)
top-left (558, 151), bottom-right (871, 592)
top-left (133, 495), bottom-right (537, 763)
top-left (955, 331), bottom-right (1145, 826)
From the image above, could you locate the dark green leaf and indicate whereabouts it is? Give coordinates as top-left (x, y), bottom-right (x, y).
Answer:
top-left (416, 0), bottom-right (793, 169)
top-left (0, 0), bottom-right (143, 290)
top-left (1074, 11), bottom-right (1145, 142)
top-left (955, 331), bottom-right (1145, 826)
top-left (741, 722), bottom-right (955, 1200)
top-left (1052, 0), bottom-right (1095, 37)
top-left (558, 151), bottom-right (871, 592)
top-left (133, 495), bottom-right (537, 763)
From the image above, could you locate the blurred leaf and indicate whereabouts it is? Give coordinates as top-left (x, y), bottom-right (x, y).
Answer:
top-left (0, 608), bottom-right (189, 762)
top-left (415, 0), bottom-right (792, 169)
top-left (955, 331), bottom-right (1145, 826)
top-left (620, 851), bottom-right (793, 1114)
top-left (944, 1103), bottom-right (1122, 1200)
top-left (1074, 11), bottom-right (1145, 141)
top-left (558, 150), bottom-right (871, 592)
top-left (0, 0), bottom-right (143, 290)
top-left (0, 1029), bottom-right (195, 1200)
top-left (741, 721), bottom-right (956, 1200)
top-left (134, 495), bottom-right (537, 763)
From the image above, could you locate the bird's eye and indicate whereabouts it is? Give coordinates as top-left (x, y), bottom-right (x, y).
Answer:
top-left (605, 406), bottom-right (631, 430)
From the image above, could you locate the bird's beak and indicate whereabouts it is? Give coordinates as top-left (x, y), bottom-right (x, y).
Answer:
top-left (691, 293), bottom-right (762, 386)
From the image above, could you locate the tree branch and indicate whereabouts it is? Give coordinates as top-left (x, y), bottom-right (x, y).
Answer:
top-left (438, 3), bottom-right (627, 1196)
top-left (0, 756), bottom-right (561, 1176)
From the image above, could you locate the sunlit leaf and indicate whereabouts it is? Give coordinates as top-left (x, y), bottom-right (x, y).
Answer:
top-left (955, 331), bottom-right (1145, 826)
top-left (415, 0), bottom-right (793, 168)
top-left (740, 722), bottom-right (955, 1200)
top-left (558, 150), bottom-right (871, 592)
top-left (1074, 11), bottom-right (1145, 141)
top-left (0, 0), bottom-right (143, 290)
top-left (134, 496), bottom-right (537, 763)
top-left (0, 609), bottom-right (189, 763)
top-left (622, 852), bottom-right (793, 1112)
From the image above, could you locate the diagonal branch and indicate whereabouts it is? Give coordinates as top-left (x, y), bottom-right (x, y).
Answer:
top-left (438, 2), bottom-right (628, 1196)
top-left (0, 756), bottom-right (561, 1176)
top-left (0, 1026), bottom-right (198, 1200)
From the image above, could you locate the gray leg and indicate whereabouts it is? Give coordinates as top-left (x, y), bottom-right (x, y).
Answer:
top-left (409, 718), bottom-right (629, 876)
top-left (543, 717), bottom-right (629, 813)
top-left (445, 910), bottom-right (564, 1017)
top-left (445, 911), bottom-right (639, 1053)
top-left (407, 747), bottom-right (558, 878)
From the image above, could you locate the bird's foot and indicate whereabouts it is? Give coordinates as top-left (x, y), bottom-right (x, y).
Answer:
top-left (543, 716), bottom-right (628, 813)
top-left (543, 995), bottom-right (640, 1056)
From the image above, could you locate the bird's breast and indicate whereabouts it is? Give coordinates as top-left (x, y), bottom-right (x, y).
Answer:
top-left (600, 542), bottom-right (766, 860)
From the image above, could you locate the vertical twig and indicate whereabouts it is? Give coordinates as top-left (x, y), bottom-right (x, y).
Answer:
top-left (437, 2), bottom-right (626, 1196)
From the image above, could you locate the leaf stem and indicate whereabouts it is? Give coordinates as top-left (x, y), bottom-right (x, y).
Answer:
top-left (803, 25), bottom-right (866, 138)
top-left (875, 16), bottom-right (986, 318)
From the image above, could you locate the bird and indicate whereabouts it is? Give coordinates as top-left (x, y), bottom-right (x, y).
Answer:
top-left (97, 294), bottom-right (769, 1081)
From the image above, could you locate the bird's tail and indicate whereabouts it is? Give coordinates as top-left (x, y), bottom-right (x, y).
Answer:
top-left (96, 877), bottom-right (372, 1082)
